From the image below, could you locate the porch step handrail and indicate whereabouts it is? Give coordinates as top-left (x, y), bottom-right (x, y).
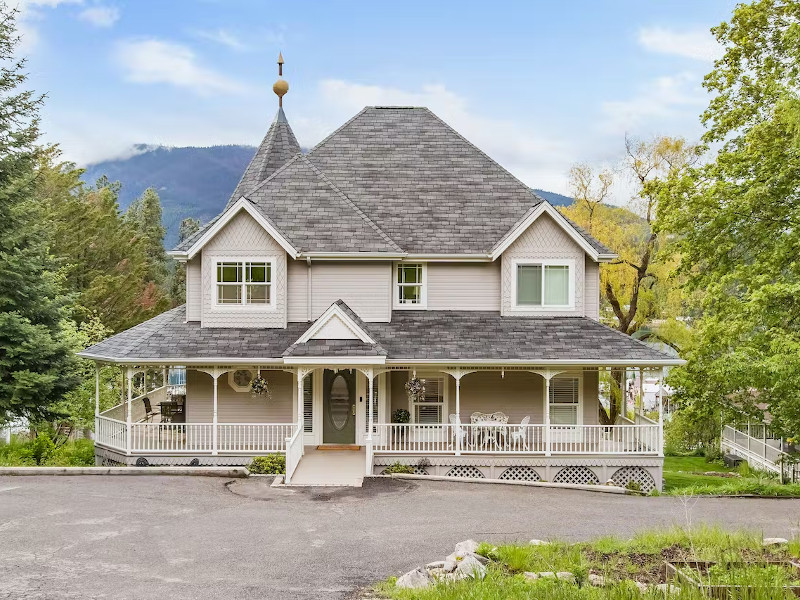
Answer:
top-left (373, 422), bottom-right (660, 456)
top-left (721, 424), bottom-right (797, 479)
top-left (284, 425), bottom-right (303, 484)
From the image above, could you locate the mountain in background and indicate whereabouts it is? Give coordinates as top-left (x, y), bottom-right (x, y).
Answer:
top-left (82, 145), bottom-right (575, 247)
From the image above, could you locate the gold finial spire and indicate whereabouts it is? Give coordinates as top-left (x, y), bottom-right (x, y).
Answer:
top-left (273, 52), bottom-right (288, 107)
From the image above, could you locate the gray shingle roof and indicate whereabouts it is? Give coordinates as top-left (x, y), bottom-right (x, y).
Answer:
top-left (171, 106), bottom-right (612, 257)
top-left (226, 107), bottom-right (301, 209)
top-left (80, 305), bottom-right (677, 364)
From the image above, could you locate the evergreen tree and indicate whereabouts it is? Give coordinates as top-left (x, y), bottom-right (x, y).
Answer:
top-left (126, 187), bottom-right (168, 285)
top-left (0, 8), bottom-right (79, 422)
top-left (169, 217), bottom-right (201, 305)
top-left (40, 155), bottom-right (170, 332)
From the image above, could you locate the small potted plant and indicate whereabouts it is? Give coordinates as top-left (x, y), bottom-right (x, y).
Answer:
top-left (392, 409), bottom-right (410, 442)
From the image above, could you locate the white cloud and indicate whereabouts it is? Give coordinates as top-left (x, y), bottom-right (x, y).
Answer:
top-left (637, 26), bottom-right (722, 61)
top-left (599, 71), bottom-right (705, 135)
top-left (78, 6), bottom-right (120, 27)
top-left (114, 39), bottom-right (247, 95)
top-left (192, 29), bottom-right (247, 51)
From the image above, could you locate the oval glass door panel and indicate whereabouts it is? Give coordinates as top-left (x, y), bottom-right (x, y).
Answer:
top-left (329, 374), bottom-right (350, 431)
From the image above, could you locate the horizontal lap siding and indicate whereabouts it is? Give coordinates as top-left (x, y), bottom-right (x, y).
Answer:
top-left (427, 262), bottom-right (501, 311)
top-left (582, 369), bottom-right (599, 425)
top-left (287, 259), bottom-right (309, 322)
top-left (311, 262), bottom-right (391, 322)
top-left (459, 371), bottom-right (543, 423)
top-left (186, 257), bottom-right (201, 321)
top-left (186, 369), bottom-right (293, 423)
top-left (584, 257), bottom-right (600, 321)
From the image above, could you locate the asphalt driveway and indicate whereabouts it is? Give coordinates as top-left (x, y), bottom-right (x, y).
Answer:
top-left (1, 476), bottom-right (799, 600)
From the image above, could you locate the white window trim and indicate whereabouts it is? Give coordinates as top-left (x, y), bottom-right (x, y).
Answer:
top-left (544, 373), bottom-right (583, 425)
top-left (393, 262), bottom-right (428, 310)
top-left (408, 371), bottom-right (448, 424)
top-left (211, 255), bottom-right (277, 312)
top-left (510, 258), bottom-right (576, 311)
top-left (228, 368), bottom-right (255, 393)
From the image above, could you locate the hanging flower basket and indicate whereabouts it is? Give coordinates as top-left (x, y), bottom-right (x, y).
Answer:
top-left (250, 375), bottom-right (271, 399)
top-left (405, 377), bottom-right (425, 404)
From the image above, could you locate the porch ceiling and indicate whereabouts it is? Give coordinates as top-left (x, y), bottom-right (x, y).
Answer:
top-left (78, 305), bottom-right (682, 367)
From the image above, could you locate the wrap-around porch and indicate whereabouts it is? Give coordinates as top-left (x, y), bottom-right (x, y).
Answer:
top-left (93, 363), bottom-right (666, 484)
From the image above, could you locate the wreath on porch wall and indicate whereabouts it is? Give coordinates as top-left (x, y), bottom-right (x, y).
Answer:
top-left (250, 374), bottom-right (271, 399)
top-left (405, 377), bottom-right (425, 403)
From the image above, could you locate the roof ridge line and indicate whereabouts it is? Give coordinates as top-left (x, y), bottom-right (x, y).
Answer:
top-left (421, 107), bottom-right (542, 202)
top-left (300, 156), bottom-right (404, 252)
top-left (305, 107), bottom-right (370, 157)
top-left (239, 151), bottom-right (304, 200)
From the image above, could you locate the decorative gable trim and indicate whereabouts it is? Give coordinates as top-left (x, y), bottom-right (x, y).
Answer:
top-left (490, 202), bottom-right (617, 262)
top-left (179, 198), bottom-right (299, 260)
top-left (295, 303), bottom-right (376, 345)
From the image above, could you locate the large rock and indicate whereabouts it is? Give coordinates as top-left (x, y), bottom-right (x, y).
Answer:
top-left (454, 539), bottom-right (480, 555)
top-left (396, 568), bottom-right (432, 589)
top-left (588, 573), bottom-right (606, 587)
top-left (454, 554), bottom-right (486, 579)
top-left (556, 572), bottom-right (577, 584)
top-left (763, 537), bottom-right (789, 546)
top-left (425, 560), bottom-right (445, 570)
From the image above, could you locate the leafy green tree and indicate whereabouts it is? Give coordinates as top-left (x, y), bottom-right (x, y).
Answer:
top-left (658, 0), bottom-right (800, 437)
top-left (0, 8), bottom-right (79, 423)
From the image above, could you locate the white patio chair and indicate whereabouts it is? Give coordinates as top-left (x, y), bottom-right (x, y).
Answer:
top-left (510, 416), bottom-right (530, 450)
top-left (449, 414), bottom-right (467, 448)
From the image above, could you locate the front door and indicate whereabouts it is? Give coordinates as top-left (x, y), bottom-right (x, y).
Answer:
top-left (322, 369), bottom-right (356, 444)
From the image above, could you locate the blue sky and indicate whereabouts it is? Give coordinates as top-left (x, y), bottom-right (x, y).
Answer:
top-left (18, 0), bottom-right (736, 199)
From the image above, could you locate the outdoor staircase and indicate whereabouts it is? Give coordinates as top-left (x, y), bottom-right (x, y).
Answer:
top-left (721, 425), bottom-right (799, 482)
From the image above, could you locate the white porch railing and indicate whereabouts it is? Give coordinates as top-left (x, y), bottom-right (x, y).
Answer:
top-left (95, 416), bottom-right (127, 451)
top-left (96, 417), bottom-right (297, 455)
top-left (373, 423), bottom-right (660, 455)
top-left (284, 426), bottom-right (303, 484)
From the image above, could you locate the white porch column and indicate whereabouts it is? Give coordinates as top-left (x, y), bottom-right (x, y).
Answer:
top-left (162, 366), bottom-right (167, 389)
top-left (212, 369), bottom-right (219, 456)
top-left (657, 367), bottom-right (664, 457)
top-left (365, 368), bottom-right (374, 475)
top-left (454, 376), bottom-right (461, 456)
top-left (126, 367), bottom-right (133, 455)
top-left (94, 365), bottom-right (100, 440)
top-left (297, 369), bottom-right (305, 456)
top-left (544, 374), bottom-right (551, 457)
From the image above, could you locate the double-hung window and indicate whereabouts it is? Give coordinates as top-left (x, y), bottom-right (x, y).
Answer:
top-left (549, 377), bottom-right (580, 425)
top-left (216, 260), bottom-right (273, 307)
top-left (514, 260), bottom-right (573, 308)
top-left (395, 263), bottom-right (426, 308)
top-left (411, 375), bottom-right (445, 424)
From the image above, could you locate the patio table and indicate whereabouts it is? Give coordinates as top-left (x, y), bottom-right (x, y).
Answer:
top-left (473, 420), bottom-right (508, 449)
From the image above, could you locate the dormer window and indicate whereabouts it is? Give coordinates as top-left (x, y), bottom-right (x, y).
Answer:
top-left (216, 259), bottom-right (274, 307)
top-left (512, 259), bottom-right (574, 310)
top-left (394, 262), bottom-right (427, 309)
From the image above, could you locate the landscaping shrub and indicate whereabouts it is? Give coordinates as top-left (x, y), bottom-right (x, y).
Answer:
top-left (249, 454), bottom-right (286, 474)
top-left (0, 435), bottom-right (95, 466)
top-left (383, 462), bottom-right (414, 474)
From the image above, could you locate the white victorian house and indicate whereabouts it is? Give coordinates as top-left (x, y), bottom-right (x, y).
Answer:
top-left (81, 68), bottom-right (682, 490)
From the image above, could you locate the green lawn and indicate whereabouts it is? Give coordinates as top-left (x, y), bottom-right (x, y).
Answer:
top-left (662, 455), bottom-right (800, 497)
top-left (376, 527), bottom-right (800, 599)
